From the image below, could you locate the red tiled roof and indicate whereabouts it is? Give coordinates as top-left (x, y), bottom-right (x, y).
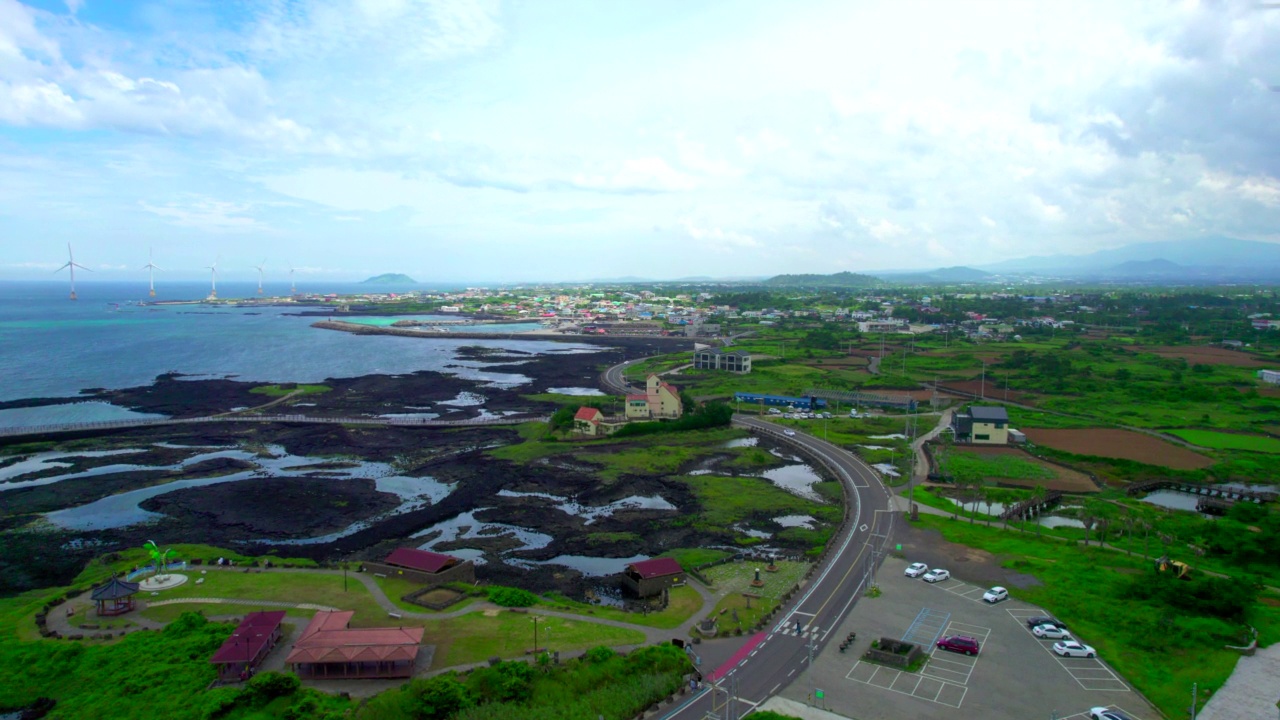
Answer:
top-left (384, 547), bottom-right (459, 574)
top-left (574, 407), bottom-right (602, 422)
top-left (659, 382), bottom-right (679, 397)
top-left (285, 610), bottom-right (423, 666)
top-left (627, 557), bottom-right (684, 579)
top-left (627, 394), bottom-right (648, 401)
top-left (210, 611), bottom-right (286, 665)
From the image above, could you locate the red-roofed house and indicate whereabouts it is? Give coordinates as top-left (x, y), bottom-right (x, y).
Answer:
top-left (622, 557), bottom-right (686, 598)
top-left (624, 375), bottom-right (684, 420)
top-left (210, 610), bottom-right (286, 682)
top-left (573, 406), bottom-right (605, 436)
top-left (285, 610), bottom-right (424, 679)
top-left (364, 548), bottom-right (475, 587)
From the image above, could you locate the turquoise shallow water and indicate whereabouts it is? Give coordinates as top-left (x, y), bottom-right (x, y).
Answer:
top-left (0, 281), bottom-right (599, 422)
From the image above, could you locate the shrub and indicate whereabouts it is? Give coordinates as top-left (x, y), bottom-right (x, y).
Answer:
top-left (246, 671), bottom-right (301, 701)
top-left (408, 674), bottom-right (474, 720)
top-left (486, 586), bottom-right (537, 607)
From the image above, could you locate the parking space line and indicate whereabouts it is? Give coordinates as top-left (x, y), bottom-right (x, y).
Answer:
top-left (1007, 612), bottom-right (1130, 692)
top-left (845, 660), bottom-right (968, 708)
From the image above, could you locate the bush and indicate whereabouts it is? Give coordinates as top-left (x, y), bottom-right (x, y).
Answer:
top-left (409, 674), bottom-right (474, 720)
top-left (247, 671), bottom-right (301, 701)
top-left (486, 586), bottom-right (538, 607)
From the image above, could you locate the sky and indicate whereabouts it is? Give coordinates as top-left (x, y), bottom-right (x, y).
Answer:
top-left (2, 0), bottom-right (1280, 283)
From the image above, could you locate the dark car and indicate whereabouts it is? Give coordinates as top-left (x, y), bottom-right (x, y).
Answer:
top-left (1025, 615), bottom-right (1065, 630)
top-left (936, 635), bottom-right (980, 656)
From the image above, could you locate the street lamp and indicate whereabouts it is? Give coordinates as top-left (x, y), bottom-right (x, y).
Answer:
top-left (531, 615), bottom-right (540, 653)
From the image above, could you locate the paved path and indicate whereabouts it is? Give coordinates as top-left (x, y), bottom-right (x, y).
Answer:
top-left (1197, 642), bottom-right (1280, 720)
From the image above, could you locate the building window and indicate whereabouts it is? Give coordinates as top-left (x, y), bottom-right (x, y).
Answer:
top-left (975, 433), bottom-right (990, 441)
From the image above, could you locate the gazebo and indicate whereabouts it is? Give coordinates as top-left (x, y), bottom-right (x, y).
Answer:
top-left (90, 576), bottom-right (140, 616)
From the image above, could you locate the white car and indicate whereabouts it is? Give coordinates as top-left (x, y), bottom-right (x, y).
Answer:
top-left (1089, 708), bottom-right (1136, 720)
top-left (923, 568), bottom-right (950, 583)
top-left (1032, 623), bottom-right (1071, 639)
top-left (1053, 640), bottom-right (1097, 658)
top-left (905, 562), bottom-right (929, 578)
top-left (982, 586), bottom-right (1008, 603)
top-left (783, 429), bottom-right (796, 436)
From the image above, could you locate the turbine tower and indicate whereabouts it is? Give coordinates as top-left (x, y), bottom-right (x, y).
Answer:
top-left (142, 248), bottom-right (162, 298)
top-left (55, 243), bottom-right (91, 300)
top-left (255, 260), bottom-right (266, 295)
top-left (289, 266), bottom-right (297, 295)
top-left (205, 258), bottom-right (219, 300)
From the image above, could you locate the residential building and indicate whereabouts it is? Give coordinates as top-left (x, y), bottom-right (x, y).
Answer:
top-left (1259, 369), bottom-right (1280, 385)
top-left (626, 375), bottom-right (683, 420)
top-left (573, 406), bottom-right (605, 436)
top-left (952, 406), bottom-right (1010, 445)
top-left (693, 348), bottom-right (752, 373)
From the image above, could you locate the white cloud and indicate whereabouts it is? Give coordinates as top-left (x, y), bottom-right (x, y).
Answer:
top-left (139, 197), bottom-right (259, 231)
top-left (4, 0), bottom-right (1280, 277)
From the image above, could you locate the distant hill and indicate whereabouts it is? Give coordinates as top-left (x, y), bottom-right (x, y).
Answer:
top-left (765, 271), bottom-right (881, 287)
top-left (878, 266), bottom-right (993, 283)
top-left (978, 238), bottom-right (1280, 280)
top-left (361, 273), bottom-right (417, 284)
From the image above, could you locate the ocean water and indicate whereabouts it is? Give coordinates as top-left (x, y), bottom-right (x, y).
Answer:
top-left (0, 281), bottom-right (597, 422)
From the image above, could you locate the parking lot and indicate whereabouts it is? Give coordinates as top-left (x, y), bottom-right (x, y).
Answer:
top-left (785, 557), bottom-right (1158, 720)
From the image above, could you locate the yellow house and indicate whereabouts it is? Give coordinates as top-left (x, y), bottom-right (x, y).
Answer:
top-left (625, 375), bottom-right (684, 420)
top-left (952, 406), bottom-right (1009, 445)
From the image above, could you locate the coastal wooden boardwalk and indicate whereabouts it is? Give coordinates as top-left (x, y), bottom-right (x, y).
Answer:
top-left (0, 413), bottom-right (546, 439)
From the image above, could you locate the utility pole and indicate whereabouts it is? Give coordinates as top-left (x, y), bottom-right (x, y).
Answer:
top-left (981, 360), bottom-right (986, 399)
top-left (1191, 682), bottom-right (1198, 720)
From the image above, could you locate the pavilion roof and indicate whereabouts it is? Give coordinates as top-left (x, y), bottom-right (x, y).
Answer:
top-left (90, 576), bottom-right (139, 601)
top-left (284, 610), bottom-right (423, 666)
top-left (209, 611), bottom-right (286, 665)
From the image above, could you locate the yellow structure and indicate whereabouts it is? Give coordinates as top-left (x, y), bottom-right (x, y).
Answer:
top-left (625, 375), bottom-right (684, 420)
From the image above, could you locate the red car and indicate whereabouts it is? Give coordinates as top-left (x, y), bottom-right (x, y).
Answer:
top-left (936, 635), bottom-right (980, 656)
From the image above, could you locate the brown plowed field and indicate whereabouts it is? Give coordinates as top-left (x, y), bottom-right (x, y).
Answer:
top-left (935, 380), bottom-right (1038, 405)
top-left (1021, 428), bottom-right (1215, 469)
top-left (956, 445), bottom-right (1097, 492)
top-left (1133, 345), bottom-right (1274, 368)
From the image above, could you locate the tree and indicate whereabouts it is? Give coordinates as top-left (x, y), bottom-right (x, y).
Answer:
top-left (409, 674), bottom-right (474, 720)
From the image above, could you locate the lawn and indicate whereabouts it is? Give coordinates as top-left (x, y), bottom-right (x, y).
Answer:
top-left (700, 560), bottom-right (810, 635)
top-left (425, 610), bottom-right (646, 668)
top-left (138, 568), bottom-right (392, 626)
top-left (140, 603), bottom-right (318, 626)
top-left (1168, 429), bottom-right (1280, 454)
top-left (911, 514), bottom-right (1280, 719)
top-left (370, 575), bottom-right (481, 615)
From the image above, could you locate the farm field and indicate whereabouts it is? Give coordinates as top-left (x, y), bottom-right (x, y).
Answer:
top-left (944, 446), bottom-right (1098, 492)
top-left (1021, 428), bottom-right (1216, 469)
top-left (1167, 429), bottom-right (1280, 454)
top-left (1131, 345), bottom-right (1274, 368)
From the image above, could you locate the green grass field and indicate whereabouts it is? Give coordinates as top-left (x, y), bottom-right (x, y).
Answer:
top-left (940, 451), bottom-right (1055, 482)
top-left (425, 610), bottom-right (646, 668)
top-left (1168, 429), bottom-right (1280, 454)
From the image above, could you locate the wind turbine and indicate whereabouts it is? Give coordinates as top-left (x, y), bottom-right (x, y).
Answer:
top-left (205, 257), bottom-right (219, 300)
top-left (142, 248), bottom-right (162, 298)
top-left (55, 243), bottom-right (91, 300)
top-left (289, 266), bottom-right (297, 295)
top-left (254, 259), bottom-right (266, 295)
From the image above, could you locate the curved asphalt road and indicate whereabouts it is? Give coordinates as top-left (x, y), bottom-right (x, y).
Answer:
top-left (662, 415), bottom-right (896, 719)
